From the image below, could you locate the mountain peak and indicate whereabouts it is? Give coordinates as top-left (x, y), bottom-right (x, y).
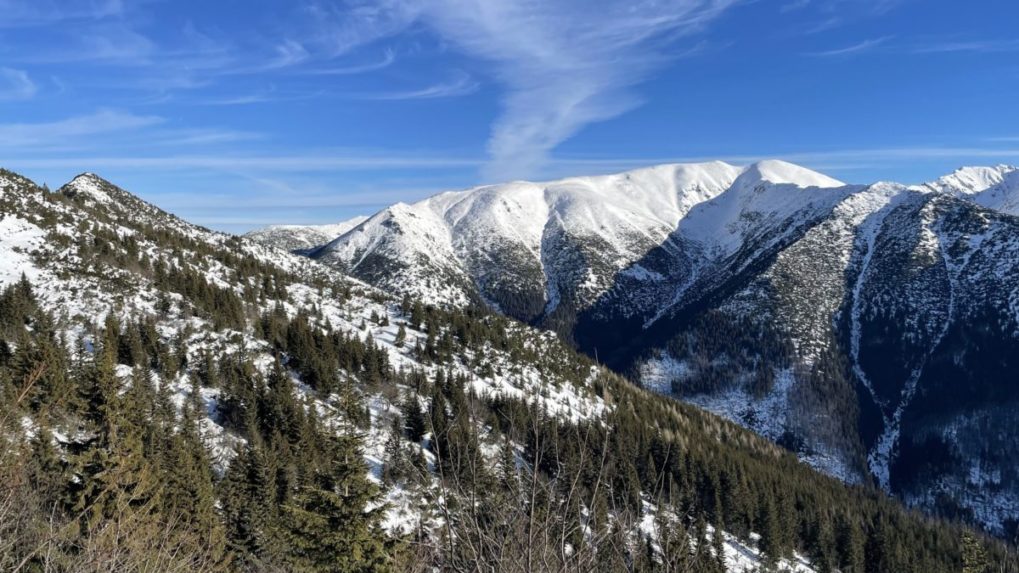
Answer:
top-left (928, 164), bottom-right (1018, 196)
top-left (244, 215), bottom-right (370, 253)
top-left (61, 172), bottom-right (120, 204)
top-left (733, 160), bottom-right (845, 191)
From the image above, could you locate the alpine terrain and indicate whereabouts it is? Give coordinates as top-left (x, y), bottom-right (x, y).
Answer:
top-left (3, 166), bottom-right (1015, 571)
top-left (247, 160), bottom-right (1019, 541)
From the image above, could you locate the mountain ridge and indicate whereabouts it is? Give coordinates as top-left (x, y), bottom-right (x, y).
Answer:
top-left (247, 159), bottom-right (1019, 536)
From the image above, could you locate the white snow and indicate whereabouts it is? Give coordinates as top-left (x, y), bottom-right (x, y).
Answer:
top-left (316, 161), bottom-right (743, 308)
top-left (924, 165), bottom-right (1016, 196)
top-left (245, 215), bottom-right (369, 252)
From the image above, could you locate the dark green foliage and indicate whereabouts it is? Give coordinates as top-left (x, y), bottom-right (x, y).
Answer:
top-left (3, 167), bottom-right (1019, 573)
top-left (281, 435), bottom-right (390, 572)
top-left (963, 532), bottom-right (990, 573)
top-left (400, 394), bottom-right (426, 443)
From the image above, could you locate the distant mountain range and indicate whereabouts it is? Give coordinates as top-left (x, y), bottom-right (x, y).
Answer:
top-left (247, 160), bottom-right (1019, 535)
top-left (244, 216), bottom-right (369, 255)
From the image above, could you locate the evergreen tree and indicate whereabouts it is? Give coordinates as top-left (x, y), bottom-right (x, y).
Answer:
top-left (382, 416), bottom-right (410, 484)
top-left (962, 532), bottom-right (989, 573)
top-left (756, 491), bottom-right (784, 569)
top-left (711, 526), bottom-right (727, 573)
top-left (68, 334), bottom-right (166, 558)
top-left (282, 435), bottom-right (390, 572)
top-left (401, 394), bottom-right (426, 443)
top-left (220, 444), bottom-right (277, 567)
top-left (836, 514), bottom-right (865, 573)
top-left (394, 323), bottom-right (407, 348)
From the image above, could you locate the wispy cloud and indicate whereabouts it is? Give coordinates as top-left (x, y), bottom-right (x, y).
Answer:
top-left (197, 89), bottom-right (326, 106)
top-left (808, 36), bottom-right (891, 57)
top-left (783, 0), bottom-right (904, 35)
top-left (303, 49), bottom-right (397, 75)
top-left (0, 109), bottom-right (163, 148)
top-left (8, 144), bottom-right (1015, 176)
top-left (300, 0), bottom-right (420, 58)
top-left (0, 67), bottom-right (37, 100)
top-left (781, 0), bottom-right (813, 12)
top-left (909, 39), bottom-right (1019, 55)
top-left (787, 0), bottom-right (905, 16)
top-left (0, 0), bottom-right (125, 27)
top-left (317, 0), bottom-right (739, 180)
top-left (798, 16), bottom-right (842, 34)
top-left (147, 128), bottom-right (263, 147)
top-left (19, 23), bottom-right (156, 65)
top-left (364, 71), bottom-right (479, 100)
top-left (0, 153), bottom-right (483, 171)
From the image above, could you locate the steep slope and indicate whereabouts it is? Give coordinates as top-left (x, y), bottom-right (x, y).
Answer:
top-left (973, 167), bottom-right (1019, 214)
top-left (296, 160), bottom-right (1019, 537)
top-left (312, 161), bottom-right (743, 325)
top-left (3, 167), bottom-right (1011, 570)
top-left (244, 215), bottom-right (369, 254)
top-left (0, 168), bottom-right (609, 514)
top-left (923, 164), bottom-right (1016, 197)
top-left (620, 174), bottom-right (1019, 535)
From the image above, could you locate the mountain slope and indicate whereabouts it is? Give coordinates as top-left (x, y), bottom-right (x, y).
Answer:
top-left (311, 161), bottom-right (745, 323)
top-left (607, 169), bottom-right (1019, 535)
top-left (3, 167), bottom-right (1014, 570)
top-left (290, 160), bottom-right (1019, 537)
top-left (244, 215), bottom-right (369, 254)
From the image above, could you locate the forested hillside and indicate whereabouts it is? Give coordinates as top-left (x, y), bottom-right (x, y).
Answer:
top-left (252, 161), bottom-right (1019, 537)
top-left (1, 168), bottom-right (1015, 571)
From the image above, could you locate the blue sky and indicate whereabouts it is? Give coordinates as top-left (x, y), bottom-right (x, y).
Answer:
top-left (1, 0), bottom-right (1018, 232)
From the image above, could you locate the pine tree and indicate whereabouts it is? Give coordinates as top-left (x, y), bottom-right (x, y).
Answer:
top-left (394, 323), bottom-right (407, 348)
top-left (68, 335), bottom-right (166, 558)
top-left (162, 410), bottom-right (228, 563)
top-left (836, 514), bottom-right (864, 573)
top-left (711, 526), bottom-right (727, 573)
top-left (756, 491), bottom-right (784, 569)
top-left (220, 444), bottom-right (277, 567)
top-left (382, 416), bottom-right (410, 484)
top-left (281, 435), bottom-right (390, 572)
top-left (25, 423), bottom-right (65, 502)
top-left (401, 394), bottom-right (426, 443)
top-left (962, 532), bottom-right (989, 573)
top-left (809, 514), bottom-right (837, 573)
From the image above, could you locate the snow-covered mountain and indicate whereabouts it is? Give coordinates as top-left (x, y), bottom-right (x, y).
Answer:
top-left (0, 167), bottom-right (834, 571)
top-left (244, 215), bottom-right (369, 253)
top-left (272, 160), bottom-right (1019, 536)
top-left (305, 161), bottom-right (792, 326)
top-left (3, 166), bottom-right (1013, 569)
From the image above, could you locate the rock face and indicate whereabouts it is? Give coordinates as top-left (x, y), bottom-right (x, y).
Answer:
top-left (290, 160), bottom-right (1019, 535)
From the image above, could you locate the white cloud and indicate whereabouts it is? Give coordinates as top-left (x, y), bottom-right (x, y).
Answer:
top-left (303, 49), bottom-right (397, 75)
top-left (364, 71), bottom-right (479, 100)
top-left (0, 0), bottom-right (124, 27)
top-left (808, 36), bottom-right (891, 57)
top-left (0, 67), bottom-right (37, 100)
top-left (423, 0), bottom-right (738, 181)
top-left (316, 0), bottom-right (737, 180)
top-left (0, 109), bottom-right (163, 148)
top-left (909, 39), bottom-right (1019, 54)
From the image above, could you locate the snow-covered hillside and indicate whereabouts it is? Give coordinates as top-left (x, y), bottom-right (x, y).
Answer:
top-left (266, 159), bottom-right (1019, 538)
top-left (308, 161), bottom-right (743, 317)
top-left (5, 166), bottom-right (1013, 570)
top-left (245, 215), bottom-right (369, 253)
top-left (1, 168), bottom-right (838, 571)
